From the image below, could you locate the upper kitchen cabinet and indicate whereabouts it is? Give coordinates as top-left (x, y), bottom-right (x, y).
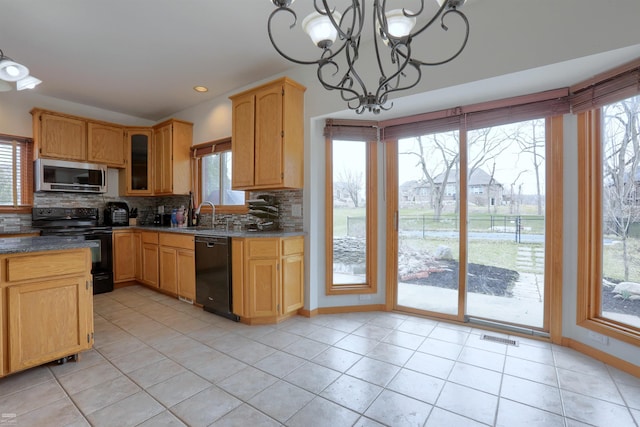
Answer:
top-left (229, 77), bottom-right (305, 190)
top-left (119, 128), bottom-right (153, 196)
top-left (152, 119), bottom-right (193, 195)
top-left (87, 122), bottom-right (125, 168)
top-left (31, 108), bottom-right (125, 167)
top-left (32, 110), bottom-right (87, 161)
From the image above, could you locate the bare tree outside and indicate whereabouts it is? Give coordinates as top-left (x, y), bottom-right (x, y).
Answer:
top-left (467, 127), bottom-right (511, 187)
top-left (506, 119), bottom-right (546, 215)
top-left (337, 168), bottom-right (364, 208)
top-left (400, 132), bottom-right (459, 220)
top-left (508, 170), bottom-right (528, 215)
top-left (602, 96), bottom-right (640, 282)
top-left (467, 127), bottom-right (513, 216)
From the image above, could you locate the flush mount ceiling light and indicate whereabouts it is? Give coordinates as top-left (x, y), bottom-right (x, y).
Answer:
top-left (0, 48), bottom-right (42, 90)
top-left (268, 0), bottom-right (470, 114)
top-left (17, 75), bottom-right (43, 91)
top-left (193, 85), bottom-right (209, 93)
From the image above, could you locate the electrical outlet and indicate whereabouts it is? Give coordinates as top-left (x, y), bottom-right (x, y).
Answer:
top-left (292, 204), bottom-right (302, 217)
top-left (588, 330), bottom-right (609, 345)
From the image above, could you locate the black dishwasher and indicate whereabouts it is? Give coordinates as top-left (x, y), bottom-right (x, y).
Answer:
top-left (195, 236), bottom-right (239, 321)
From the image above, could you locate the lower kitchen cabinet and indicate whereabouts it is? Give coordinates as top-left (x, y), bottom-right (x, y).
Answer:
top-left (176, 249), bottom-right (195, 301)
top-left (113, 229), bottom-right (137, 282)
top-left (140, 231), bottom-right (159, 288)
top-left (247, 258), bottom-right (279, 318)
top-left (158, 233), bottom-right (195, 300)
top-left (112, 229), bottom-right (195, 300)
top-left (0, 248), bottom-right (93, 377)
top-left (232, 236), bottom-right (304, 324)
top-left (159, 246), bottom-right (178, 294)
top-left (282, 253), bottom-right (304, 315)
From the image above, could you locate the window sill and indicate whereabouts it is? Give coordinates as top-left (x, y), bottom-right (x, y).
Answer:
top-left (578, 317), bottom-right (640, 347)
top-left (0, 206), bottom-right (32, 214)
top-left (326, 284), bottom-right (377, 296)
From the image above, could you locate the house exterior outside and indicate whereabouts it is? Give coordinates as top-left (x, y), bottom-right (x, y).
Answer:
top-left (400, 168), bottom-right (504, 208)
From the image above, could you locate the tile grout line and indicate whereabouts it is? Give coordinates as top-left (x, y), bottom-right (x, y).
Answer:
top-left (9, 286), bottom-right (637, 426)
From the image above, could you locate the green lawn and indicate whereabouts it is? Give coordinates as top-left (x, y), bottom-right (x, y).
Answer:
top-left (334, 206), bottom-right (640, 281)
top-left (333, 206), bottom-right (545, 236)
top-left (603, 236), bottom-right (640, 282)
top-left (399, 236), bottom-right (526, 272)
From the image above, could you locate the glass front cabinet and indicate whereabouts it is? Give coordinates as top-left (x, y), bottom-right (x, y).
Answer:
top-left (120, 128), bottom-right (153, 195)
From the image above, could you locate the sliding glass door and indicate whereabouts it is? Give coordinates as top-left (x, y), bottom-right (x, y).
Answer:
top-left (396, 131), bottom-right (461, 318)
top-left (393, 118), bottom-right (550, 330)
top-left (465, 120), bottom-right (546, 328)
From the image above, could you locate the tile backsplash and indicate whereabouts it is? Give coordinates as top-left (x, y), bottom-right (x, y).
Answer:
top-left (3, 189), bottom-right (303, 231)
top-left (0, 213), bottom-right (31, 228)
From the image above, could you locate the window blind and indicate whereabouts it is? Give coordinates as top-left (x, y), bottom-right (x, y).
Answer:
top-left (191, 137), bottom-right (232, 157)
top-left (0, 134), bottom-right (33, 208)
top-left (324, 119), bottom-right (379, 141)
top-left (324, 89), bottom-right (569, 142)
top-left (570, 57), bottom-right (640, 113)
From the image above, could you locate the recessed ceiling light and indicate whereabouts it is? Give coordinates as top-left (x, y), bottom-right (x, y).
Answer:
top-left (193, 86), bottom-right (208, 93)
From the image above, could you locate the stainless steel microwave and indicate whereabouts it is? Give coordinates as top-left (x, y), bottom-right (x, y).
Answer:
top-left (35, 158), bottom-right (107, 193)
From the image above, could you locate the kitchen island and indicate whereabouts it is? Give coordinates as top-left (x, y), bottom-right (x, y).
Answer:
top-left (0, 236), bottom-right (97, 377)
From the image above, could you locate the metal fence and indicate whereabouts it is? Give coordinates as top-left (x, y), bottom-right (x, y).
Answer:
top-left (347, 214), bottom-right (545, 243)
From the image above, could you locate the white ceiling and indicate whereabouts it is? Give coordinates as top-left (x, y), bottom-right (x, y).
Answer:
top-left (0, 0), bottom-right (293, 120)
top-left (1, 0), bottom-right (639, 122)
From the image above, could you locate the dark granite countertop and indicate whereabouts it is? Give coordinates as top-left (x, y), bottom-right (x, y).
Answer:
top-left (0, 236), bottom-right (99, 255)
top-left (116, 225), bottom-right (305, 238)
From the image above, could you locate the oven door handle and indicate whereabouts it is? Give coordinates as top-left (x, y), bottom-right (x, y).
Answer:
top-left (86, 231), bottom-right (112, 237)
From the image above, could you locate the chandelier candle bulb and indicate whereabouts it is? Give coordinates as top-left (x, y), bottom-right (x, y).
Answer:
top-left (302, 11), bottom-right (341, 48)
top-left (385, 9), bottom-right (416, 38)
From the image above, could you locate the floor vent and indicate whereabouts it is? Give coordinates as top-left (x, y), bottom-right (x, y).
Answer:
top-left (480, 334), bottom-right (519, 346)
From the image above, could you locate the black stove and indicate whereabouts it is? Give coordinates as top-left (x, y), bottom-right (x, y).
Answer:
top-left (32, 207), bottom-right (114, 294)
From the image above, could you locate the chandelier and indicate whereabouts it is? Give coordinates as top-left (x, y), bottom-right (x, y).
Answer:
top-left (0, 49), bottom-right (42, 92)
top-left (267, 0), bottom-right (470, 114)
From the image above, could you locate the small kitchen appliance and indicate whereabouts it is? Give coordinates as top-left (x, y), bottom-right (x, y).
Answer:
top-left (104, 202), bottom-right (129, 226)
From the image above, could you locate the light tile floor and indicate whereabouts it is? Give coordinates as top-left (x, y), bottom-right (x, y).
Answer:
top-left (1, 285), bottom-right (639, 427)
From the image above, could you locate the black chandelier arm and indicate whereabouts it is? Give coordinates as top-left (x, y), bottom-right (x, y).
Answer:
top-left (268, 8), bottom-right (319, 66)
top-left (407, 0), bottom-right (449, 40)
top-left (376, 48), bottom-right (423, 103)
top-left (401, 0), bottom-right (427, 18)
top-left (316, 59), bottom-right (361, 103)
top-left (268, 7), bottom-right (351, 66)
top-left (322, 42), bottom-right (373, 111)
top-left (410, 9), bottom-right (470, 67)
top-left (378, 61), bottom-right (423, 104)
top-left (342, 28), bottom-right (370, 98)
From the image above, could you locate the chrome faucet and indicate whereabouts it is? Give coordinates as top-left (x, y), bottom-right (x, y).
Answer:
top-left (195, 201), bottom-right (215, 228)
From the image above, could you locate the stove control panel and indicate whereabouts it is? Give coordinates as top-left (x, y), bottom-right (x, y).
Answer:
top-left (33, 207), bottom-right (99, 221)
